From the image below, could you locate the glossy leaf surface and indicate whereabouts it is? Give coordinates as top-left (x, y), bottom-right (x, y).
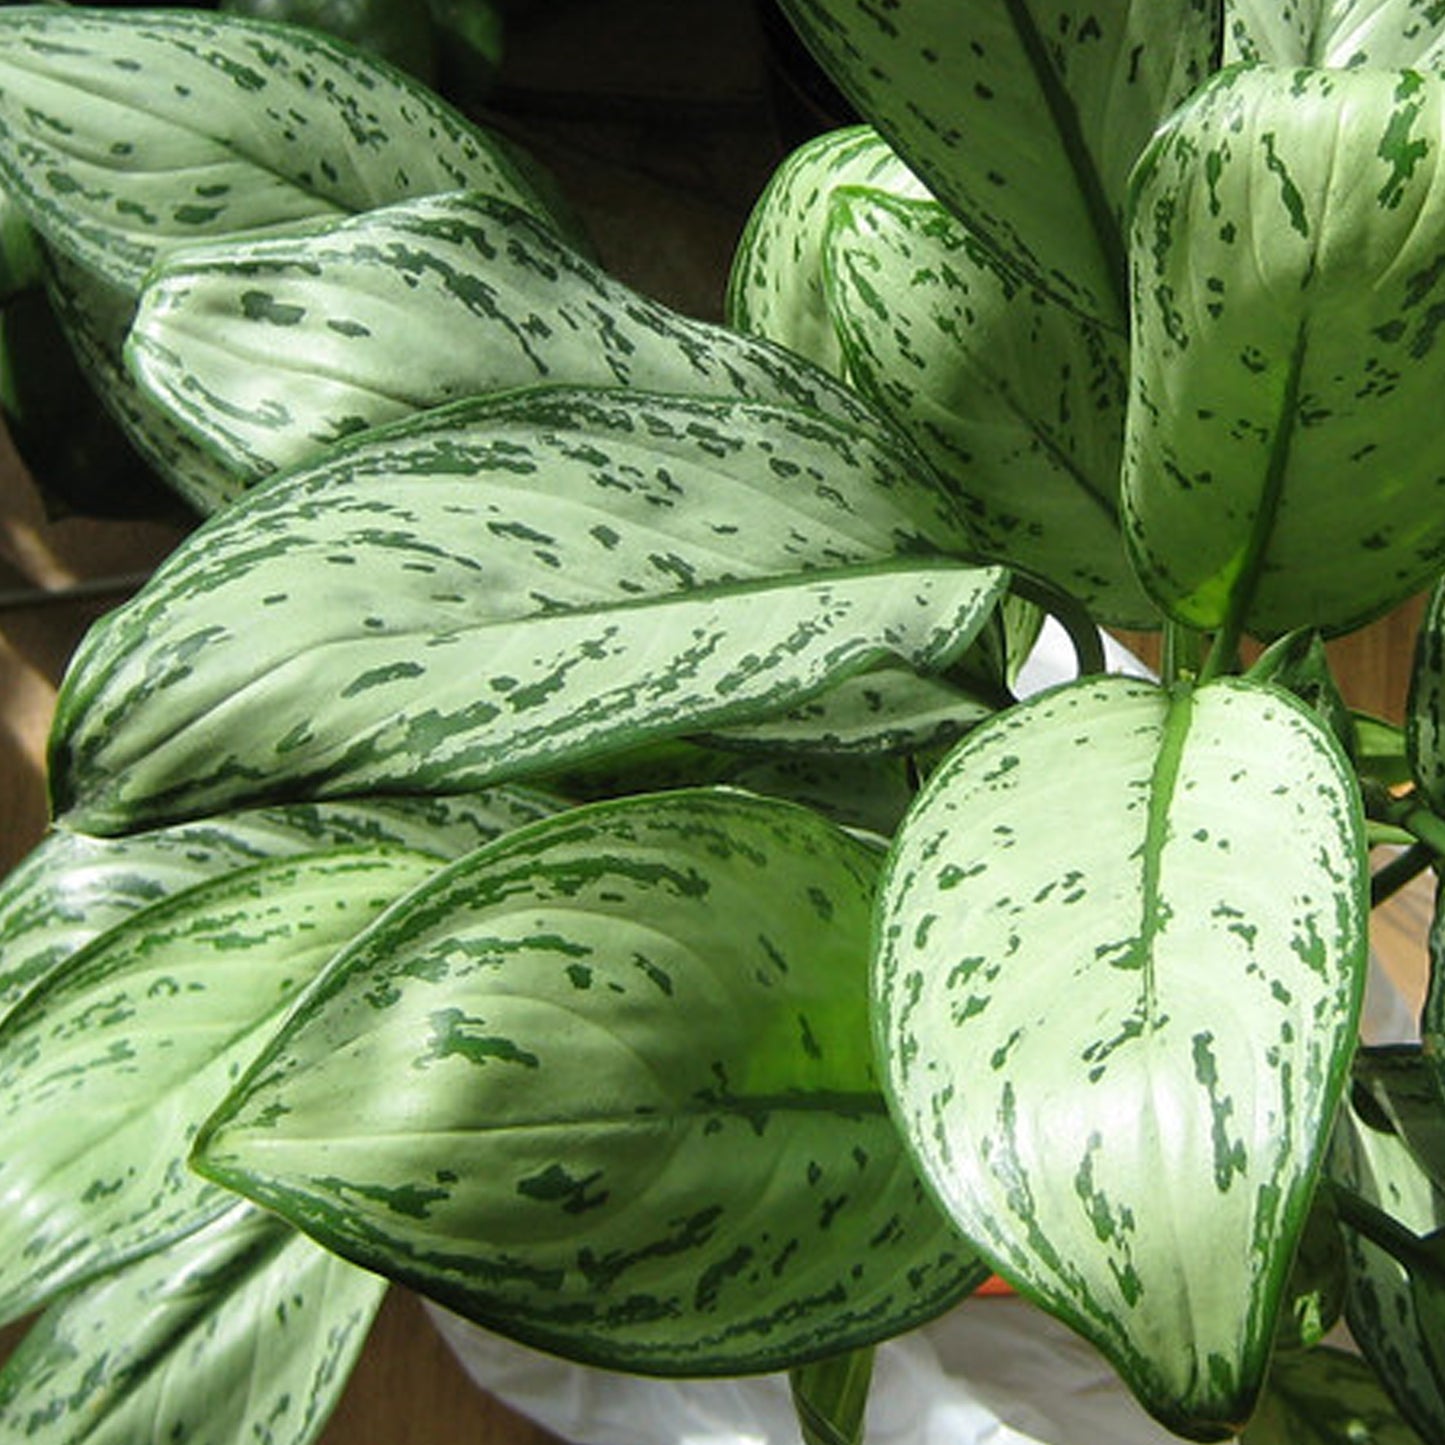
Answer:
top-left (727, 125), bottom-right (927, 376)
top-left (775, 0), bottom-right (1219, 328)
top-left (1126, 65), bottom-right (1445, 637)
top-left (1226, 0), bottom-right (1445, 67)
top-left (0, 846), bottom-right (436, 1325)
top-left (0, 5), bottom-right (569, 292)
top-left (129, 189), bottom-right (876, 483)
top-left (196, 790), bottom-right (986, 1374)
top-left (0, 1203), bottom-right (384, 1445)
top-left (0, 790), bottom-right (555, 1021)
top-left (876, 674), bottom-right (1367, 1437)
top-left (51, 386), bottom-right (1001, 833)
top-left (824, 187), bottom-right (1147, 624)
top-left (1329, 1076), bottom-right (1445, 1442)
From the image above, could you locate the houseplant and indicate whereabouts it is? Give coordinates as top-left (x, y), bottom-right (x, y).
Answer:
top-left (0, 1), bottom-right (1444, 1441)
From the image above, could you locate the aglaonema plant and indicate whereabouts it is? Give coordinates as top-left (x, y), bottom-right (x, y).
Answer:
top-left (1, 2), bottom-right (1445, 1442)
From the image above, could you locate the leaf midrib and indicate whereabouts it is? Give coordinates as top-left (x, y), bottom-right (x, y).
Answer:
top-left (1001, 0), bottom-right (1131, 326)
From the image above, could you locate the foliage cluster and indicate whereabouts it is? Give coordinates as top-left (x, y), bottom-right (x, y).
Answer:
top-left (3, 3), bottom-right (1445, 1443)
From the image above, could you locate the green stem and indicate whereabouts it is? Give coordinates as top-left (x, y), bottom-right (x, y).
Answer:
top-left (1162, 620), bottom-right (1204, 687)
top-left (1328, 1181), bottom-right (1433, 1276)
top-left (1371, 842), bottom-right (1435, 908)
top-left (1367, 788), bottom-right (1445, 860)
top-left (1009, 572), bottom-right (1105, 678)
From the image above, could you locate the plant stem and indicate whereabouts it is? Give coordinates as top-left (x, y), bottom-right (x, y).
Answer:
top-left (1368, 788), bottom-right (1445, 861)
top-left (0, 571), bottom-right (152, 612)
top-left (1370, 842), bottom-right (1435, 908)
top-left (1161, 620), bottom-right (1203, 686)
top-left (1009, 573), bottom-right (1106, 678)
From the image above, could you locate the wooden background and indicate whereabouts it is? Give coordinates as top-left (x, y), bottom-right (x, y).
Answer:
top-left (0, 1), bottom-right (1435, 1439)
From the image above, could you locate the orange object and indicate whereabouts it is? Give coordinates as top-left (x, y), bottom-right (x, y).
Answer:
top-left (975, 1274), bottom-right (1015, 1297)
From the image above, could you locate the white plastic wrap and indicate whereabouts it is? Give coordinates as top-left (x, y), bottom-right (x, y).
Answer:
top-left (428, 1294), bottom-right (1183, 1445)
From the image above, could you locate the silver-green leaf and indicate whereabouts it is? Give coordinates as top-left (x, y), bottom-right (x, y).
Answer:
top-left (726, 125), bottom-right (928, 376)
top-left (774, 0), bottom-right (1219, 328)
top-left (193, 789), bottom-right (987, 1375)
top-left (1329, 1073), bottom-right (1445, 1442)
top-left (44, 248), bottom-right (244, 513)
top-left (0, 1203), bottom-right (385, 1445)
top-left (1226, 0), bottom-right (1445, 68)
top-left (875, 674), bottom-right (1367, 1437)
top-left (0, 4), bottom-right (574, 292)
top-left (0, 846), bottom-right (437, 1326)
top-left (51, 386), bottom-right (1001, 834)
top-left (1125, 64), bottom-right (1445, 637)
top-left (0, 789), bottom-right (557, 1022)
top-left (823, 186), bottom-right (1148, 625)
top-left (127, 188), bottom-right (877, 483)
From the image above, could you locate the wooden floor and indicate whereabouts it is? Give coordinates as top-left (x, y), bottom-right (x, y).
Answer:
top-left (0, 2), bottom-right (1438, 1438)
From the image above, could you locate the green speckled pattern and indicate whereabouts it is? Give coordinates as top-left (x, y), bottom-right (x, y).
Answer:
top-left (875, 673), bottom-right (1367, 1437)
top-left (727, 125), bottom-right (928, 375)
top-left (777, 0), bottom-right (1219, 328)
top-left (1328, 1064), bottom-right (1445, 1441)
top-left (0, 1202), bottom-right (385, 1445)
top-left (1226, 0), bottom-right (1445, 68)
top-left (823, 186), bottom-right (1148, 625)
top-left (128, 189), bottom-right (880, 485)
top-left (1126, 64), bottom-right (1445, 637)
top-left (0, 5), bottom-right (571, 293)
top-left (50, 386), bottom-right (1003, 834)
top-left (0, 846), bottom-right (437, 1326)
top-left (0, 790), bottom-right (557, 1023)
top-left (195, 790), bottom-right (988, 1375)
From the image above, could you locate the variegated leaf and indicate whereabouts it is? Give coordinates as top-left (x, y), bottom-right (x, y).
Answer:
top-left (542, 742), bottom-right (919, 841)
top-left (1329, 1071), bottom-right (1445, 1441)
top-left (0, 1203), bottom-right (384, 1445)
top-left (127, 188), bottom-right (878, 483)
top-left (0, 789), bottom-right (557, 1021)
top-left (0, 4), bottom-right (574, 294)
top-left (1226, 0), bottom-right (1445, 68)
top-left (1125, 65), bottom-right (1445, 638)
top-left (699, 666), bottom-right (999, 757)
top-left (44, 248), bottom-right (243, 513)
top-left (50, 386), bottom-right (1001, 834)
top-left (1242, 1346), bottom-right (1424, 1444)
top-left (824, 187), bottom-right (1150, 625)
top-left (1406, 576), bottom-right (1445, 812)
top-left (726, 125), bottom-right (928, 376)
top-left (875, 674), bottom-right (1367, 1437)
top-left (774, 0), bottom-right (1219, 329)
top-left (791, 1347), bottom-right (875, 1445)
top-left (0, 846), bottom-right (436, 1326)
top-left (194, 790), bottom-right (987, 1374)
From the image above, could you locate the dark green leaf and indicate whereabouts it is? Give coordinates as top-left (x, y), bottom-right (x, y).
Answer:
top-left (1242, 1347), bottom-right (1425, 1444)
